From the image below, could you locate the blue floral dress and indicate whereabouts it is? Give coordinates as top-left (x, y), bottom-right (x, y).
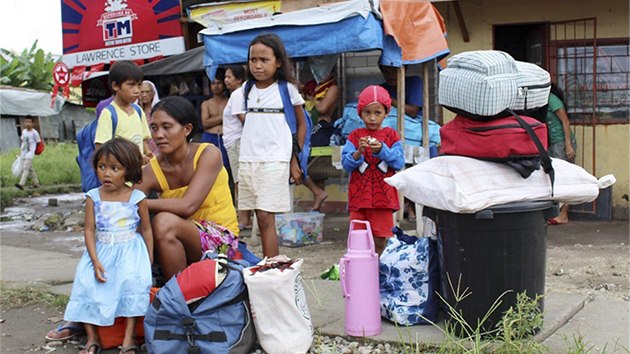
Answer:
top-left (64, 188), bottom-right (152, 326)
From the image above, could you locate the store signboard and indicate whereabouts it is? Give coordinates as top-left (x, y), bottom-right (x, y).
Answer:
top-left (61, 0), bottom-right (185, 67)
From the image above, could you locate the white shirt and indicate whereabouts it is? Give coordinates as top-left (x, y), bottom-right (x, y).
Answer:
top-left (239, 81), bottom-right (305, 163)
top-left (20, 129), bottom-right (40, 159)
top-left (222, 87), bottom-right (245, 149)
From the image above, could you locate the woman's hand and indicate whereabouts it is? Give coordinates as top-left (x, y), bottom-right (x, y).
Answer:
top-left (93, 260), bottom-right (107, 283)
top-left (290, 155), bottom-right (303, 185)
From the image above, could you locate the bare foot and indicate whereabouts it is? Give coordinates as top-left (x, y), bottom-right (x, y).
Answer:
top-left (549, 216), bottom-right (569, 225)
top-left (312, 191), bottom-right (328, 211)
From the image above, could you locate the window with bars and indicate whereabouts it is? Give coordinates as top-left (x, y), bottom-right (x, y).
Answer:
top-left (556, 39), bottom-right (629, 123)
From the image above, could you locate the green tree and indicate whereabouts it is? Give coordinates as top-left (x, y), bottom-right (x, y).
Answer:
top-left (0, 40), bottom-right (58, 91)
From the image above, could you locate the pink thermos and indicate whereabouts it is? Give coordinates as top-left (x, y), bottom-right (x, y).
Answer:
top-left (339, 220), bottom-right (382, 336)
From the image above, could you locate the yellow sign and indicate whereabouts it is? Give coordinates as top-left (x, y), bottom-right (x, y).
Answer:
top-left (190, 0), bottom-right (281, 28)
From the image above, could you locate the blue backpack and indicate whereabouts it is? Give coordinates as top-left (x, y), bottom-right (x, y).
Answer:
top-left (243, 80), bottom-right (313, 176)
top-left (143, 254), bottom-right (256, 354)
top-left (76, 103), bottom-right (142, 192)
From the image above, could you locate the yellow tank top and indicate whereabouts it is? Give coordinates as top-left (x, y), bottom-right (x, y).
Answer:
top-left (149, 143), bottom-right (239, 236)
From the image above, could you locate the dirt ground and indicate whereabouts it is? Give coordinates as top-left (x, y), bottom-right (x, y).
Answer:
top-left (0, 193), bottom-right (628, 353)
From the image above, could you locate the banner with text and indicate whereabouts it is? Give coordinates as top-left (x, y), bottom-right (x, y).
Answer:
top-left (61, 0), bottom-right (184, 67)
top-left (189, 0), bottom-right (280, 28)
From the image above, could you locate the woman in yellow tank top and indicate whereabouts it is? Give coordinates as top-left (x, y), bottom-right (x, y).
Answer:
top-left (137, 96), bottom-right (239, 280)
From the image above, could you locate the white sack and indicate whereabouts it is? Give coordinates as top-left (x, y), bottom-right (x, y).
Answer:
top-left (243, 257), bottom-right (313, 354)
top-left (385, 156), bottom-right (615, 214)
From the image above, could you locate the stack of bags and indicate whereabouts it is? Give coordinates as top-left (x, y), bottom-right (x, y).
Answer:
top-left (386, 50), bottom-right (614, 213)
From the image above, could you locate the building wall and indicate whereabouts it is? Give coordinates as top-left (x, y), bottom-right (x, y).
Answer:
top-left (433, 0), bottom-right (629, 219)
top-left (0, 118), bottom-right (20, 152)
top-left (1, 104), bottom-right (94, 153)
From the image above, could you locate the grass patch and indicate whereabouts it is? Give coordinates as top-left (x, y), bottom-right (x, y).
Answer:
top-left (0, 142), bottom-right (81, 209)
top-left (0, 284), bottom-right (69, 312)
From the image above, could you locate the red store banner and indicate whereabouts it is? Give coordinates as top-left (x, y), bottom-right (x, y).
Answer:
top-left (61, 0), bottom-right (185, 68)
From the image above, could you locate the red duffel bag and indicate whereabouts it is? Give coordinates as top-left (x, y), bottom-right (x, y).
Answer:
top-left (440, 114), bottom-right (548, 161)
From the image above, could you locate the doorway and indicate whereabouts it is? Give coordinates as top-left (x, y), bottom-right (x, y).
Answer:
top-left (494, 23), bottom-right (548, 68)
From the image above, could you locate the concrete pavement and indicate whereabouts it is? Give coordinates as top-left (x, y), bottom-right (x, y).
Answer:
top-left (1, 221), bottom-right (628, 352)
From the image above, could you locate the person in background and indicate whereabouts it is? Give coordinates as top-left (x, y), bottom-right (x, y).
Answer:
top-left (200, 67), bottom-right (230, 170)
top-left (15, 115), bottom-right (41, 190)
top-left (64, 138), bottom-right (152, 354)
top-left (139, 80), bottom-right (160, 156)
top-left (94, 60), bottom-right (153, 164)
top-left (341, 85), bottom-right (405, 256)
top-left (222, 64), bottom-right (253, 230)
top-left (379, 64), bottom-right (422, 118)
top-left (137, 96), bottom-right (239, 280)
top-left (547, 83), bottom-right (577, 225)
top-left (301, 57), bottom-right (340, 211)
top-left (240, 33), bottom-right (307, 257)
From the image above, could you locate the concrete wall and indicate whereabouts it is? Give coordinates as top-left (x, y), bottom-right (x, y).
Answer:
top-left (433, 0), bottom-right (629, 219)
top-left (40, 104), bottom-right (94, 141)
top-left (0, 118), bottom-right (20, 152)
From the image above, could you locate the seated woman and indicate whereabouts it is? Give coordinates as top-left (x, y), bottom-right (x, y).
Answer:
top-left (136, 96), bottom-right (239, 280)
top-left (46, 97), bottom-right (239, 343)
top-left (301, 56), bottom-right (340, 211)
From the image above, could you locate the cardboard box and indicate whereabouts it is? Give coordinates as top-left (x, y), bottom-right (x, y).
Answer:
top-left (275, 212), bottom-right (324, 247)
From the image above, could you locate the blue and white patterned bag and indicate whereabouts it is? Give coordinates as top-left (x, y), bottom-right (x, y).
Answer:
top-left (379, 227), bottom-right (439, 325)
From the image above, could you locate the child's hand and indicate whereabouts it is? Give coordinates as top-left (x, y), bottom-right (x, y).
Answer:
top-left (358, 137), bottom-right (369, 153)
top-left (93, 261), bottom-right (107, 283)
top-left (290, 155), bottom-right (303, 185)
top-left (368, 139), bottom-right (382, 154)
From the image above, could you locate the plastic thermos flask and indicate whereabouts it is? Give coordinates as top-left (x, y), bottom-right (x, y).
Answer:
top-left (339, 219), bottom-right (381, 336)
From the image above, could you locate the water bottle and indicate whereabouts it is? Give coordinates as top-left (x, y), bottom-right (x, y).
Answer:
top-left (339, 219), bottom-right (381, 336)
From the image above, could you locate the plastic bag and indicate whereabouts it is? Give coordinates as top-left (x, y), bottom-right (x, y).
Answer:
top-left (11, 156), bottom-right (23, 177)
top-left (379, 227), bottom-right (440, 325)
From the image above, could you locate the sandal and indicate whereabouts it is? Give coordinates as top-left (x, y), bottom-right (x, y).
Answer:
top-left (79, 343), bottom-right (102, 354)
top-left (45, 322), bottom-right (86, 342)
top-left (118, 344), bottom-right (139, 353)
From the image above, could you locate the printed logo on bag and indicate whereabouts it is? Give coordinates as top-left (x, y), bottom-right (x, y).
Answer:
top-left (294, 275), bottom-right (312, 325)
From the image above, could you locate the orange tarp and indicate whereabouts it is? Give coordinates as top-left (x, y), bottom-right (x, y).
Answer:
top-left (380, 0), bottom-right (449, 65)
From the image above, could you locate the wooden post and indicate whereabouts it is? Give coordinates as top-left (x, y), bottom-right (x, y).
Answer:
top-left (415, 62), bottom-right (432, 236)
top-left (395, 65), bottom-right (406, 224)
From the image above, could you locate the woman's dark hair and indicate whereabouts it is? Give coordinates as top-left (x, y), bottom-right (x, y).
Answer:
top-left (93, 138), bottom-right (143, 184)
top-left (246, 33), bottom-right (295, 84)
top-left (214, 67), bottom-right (230, 97)
top-left (109, 60), bottom-right (143, 89)
top-left (151, 96), bottom-right (198, 141)
top-left (550, 83), bottom-right (566, 103)
top-left (225, 65), bottom-right (247, 83)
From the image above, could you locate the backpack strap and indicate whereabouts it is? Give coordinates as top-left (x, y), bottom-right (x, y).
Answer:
top-left (243, 80), bottom-right (255, 111)
top-left (278, 80), bottom-right (298, 135)
top-left (130, 102), bottom-right (143, 119)
top-left (105, 105), bottom-right (119, 138)
top-left (243, 80), bottom-right (298, 135)
top-left (152, 330), bottom-right (228, 343)
top-left (104, 103), bottom-right (143, 138)
top-left (507, 109), bottom-right (555, 197)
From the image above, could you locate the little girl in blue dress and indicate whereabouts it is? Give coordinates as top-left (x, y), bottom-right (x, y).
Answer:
top-left (65, 138), bottom-right (153, 354)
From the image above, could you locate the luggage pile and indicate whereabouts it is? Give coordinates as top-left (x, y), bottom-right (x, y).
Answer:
top-left (143, 253), bottom-right (313, 354)
top-left (439, 50), bottom-right (554, 185)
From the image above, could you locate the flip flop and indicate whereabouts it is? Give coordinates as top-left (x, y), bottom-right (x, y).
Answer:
top-left (80, 343), bottom-right (102, 354)
top-left (118, 344), bottom-right (138, 353)
top-left (547, 219), bottom-right (559, 225)
top-left (45, 322), bottom-right (85, 342)
top-left (238, 224), bottom-right (252, 231)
